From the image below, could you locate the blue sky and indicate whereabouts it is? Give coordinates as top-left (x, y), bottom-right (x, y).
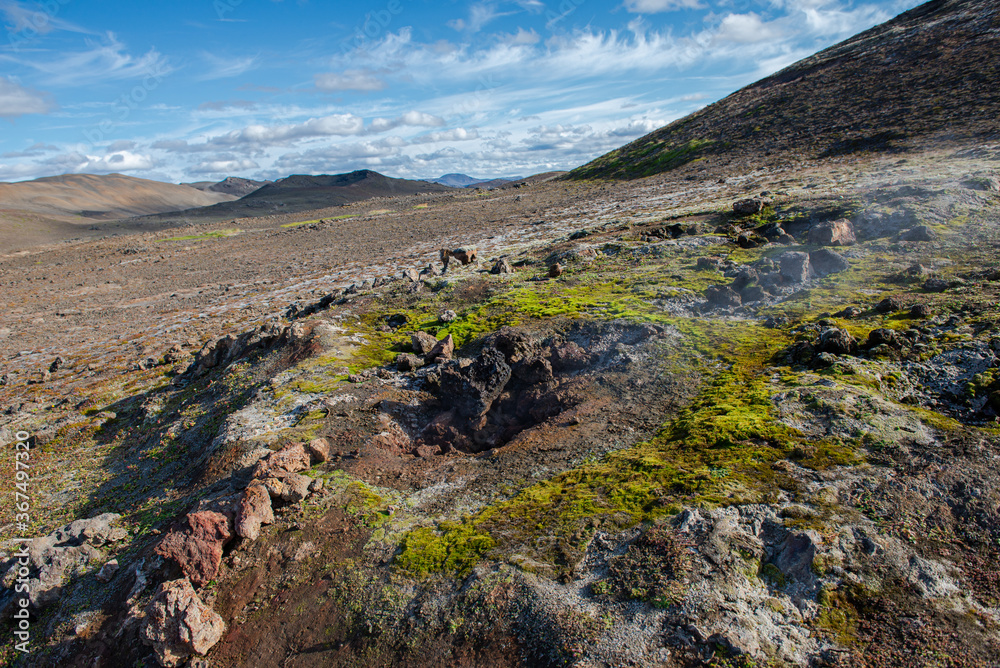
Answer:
top-left (0, 0), bottom-right (922, 184)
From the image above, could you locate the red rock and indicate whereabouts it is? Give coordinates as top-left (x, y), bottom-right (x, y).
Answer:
top-left (140, 578), bottom-right (225, 667)
top-left (153, 511), bottom-right (232, 587)
top-left (235, 483), bottom-right (274, 540)
top-left (262, 472), bottom-right (312, 502)
top-left (306, 437), bottom-right (332, 463)
top-left (411, 331), bottom-right (439, 355)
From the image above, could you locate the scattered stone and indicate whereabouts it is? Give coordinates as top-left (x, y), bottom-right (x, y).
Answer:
top-left (549, 263), bottom-right (564, 278)
top-left (306, 438), bottom-right (331, 463)
top-left (778, 252), bottom-right (811, 284)
top-left (426, 334), bottom-right (455, 364)
top-left (922, 278), bottom-right (951, 293)
top-left (411, 331), bottom-right (439, 356)
top-left (696, 257), bottom-right (721, 271)
top-left (816, 327), bottom-right (857, 355)
top-left (875, 296), bottom-right (904, 313)
top-left (834, 306), bottom-right (863, 319)
top-left (262, 472), bottom-right (312, 503)
top-left (808, 218), bottom-right (856, 246)
top-left (420, 264), bottom-right (441, 278)
top-left (154, 511), bottom-right (233, 587)
top-left (96, 559), bottom-right (119, 583)
top-left (491, 257), bottom-right (514, 274)
top-left (140, 578), bottom-right (225, 667)
top-left (740, 285), bottom-right (768, 303)
top-left (910, 304), bottom-right (932, 318)
top-left (900, 225), bottom-right (936, 242)
top-left (705, 285), bottom-right (742, 309)
top-left (235, 483), bottom-right (273, 541)
top-left (733, 197), bottom-right (770, 215)
top-left (256, 443), bottom-right (311, 476)
top-left (396, 353), bottom-right (424, 372)
top-left (453, 247), bottom-right (478, 265)
top-left (440, 309), bottom-right (458, 323)
top-left (865, 328), bottom-right (904, 349)
top-left (49, 356), bottom-right (65, 373)
top-left (808, 248), bottom-right (850, 277)
top-left (731, 268), bottom-right (758, 292)
top-left (402, 268), bottom-right (420, 282)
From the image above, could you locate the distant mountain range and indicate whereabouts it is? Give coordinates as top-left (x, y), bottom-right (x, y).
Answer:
top-left (426, 173), bottom-right (523, 189)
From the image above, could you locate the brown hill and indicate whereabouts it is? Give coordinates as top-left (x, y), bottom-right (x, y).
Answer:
top-left (182, 176), bottom-right (271, 198)
top-left (569, 0), bottom-right (1000, 179)
top-left (0, 173), bottom-right (236, 220)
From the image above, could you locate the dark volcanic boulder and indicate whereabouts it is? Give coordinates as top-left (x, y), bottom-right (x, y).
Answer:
top-left (815, 327), bottom-right (857, 355)
top-left (900, 225), bottom-right (936, 242)
top-left (439, 347), bottom-right (512, 423)
top-left (705, 285), bottom-right (742, 309)
top-left (778, 252), bottom-right (811, 284)
top-left (865, 328), bottom-right (904, 349)
top-left (808, 249), bottom-right (850, 277)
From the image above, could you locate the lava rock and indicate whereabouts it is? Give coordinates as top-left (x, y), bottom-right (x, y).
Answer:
top-left (733, 197), bottom-right (771, 215)
top-left (140, 578), bottom-right (226, 667)
top-left (731, 268), bottom-right (758, 292)
top-left (705, 285), bottom-right (742, 309)
top-left (549, 263), bottom-right (564, 278)
top-left (411, 331), bottom-right (440, 356)
top-left (808, 218), bottom-right (856, 246)
top-left (875, 296), bottom-right (904, 313)
top-left (778, 252), bottom-right (811, 284)
top-left (808, 249), bottom-right (850, 277)
top-left (834, 306), bottom-right (863, 319)
top-left (816, 327), bottom-right (857, 355)
top-left (396, 353), bottom-right (424, 372)
top-left (900, 226), bottom-right (936, 242)
top-left (865, 328), bottom-right (904, 349)
top-left (426, 334), bottom-right (455, 364)
top-left (154, 511), bottom-right (233, 587)
top-left (235, 483), bottom-right (274, 541)
top-left (922, 278), bottom-right (951, 293)
top-left (491, 257), bottom-right (514, 274)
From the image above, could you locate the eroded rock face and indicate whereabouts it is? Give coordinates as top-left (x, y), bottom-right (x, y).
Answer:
top-left (140, 578), bottom-right (225, 667)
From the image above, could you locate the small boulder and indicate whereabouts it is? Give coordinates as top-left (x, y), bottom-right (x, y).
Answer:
top-left (426, 334), bottom-right (455, 364)
top-left (910, 304), bottom-right (932, 318)
top-left (816, 327), bottom-right (857, 355)
top-left (922, 278), bottom-right (951, 293)
top-left (809, 249), bottom-right (850, 277)
top-left (778, 252), bottom-right (811, 284)
top-left (733, 197), bottom-right (770, 215)
top-left (257, 443), bottom-right (311, 476)
top-left (396, 353), bottom-right (424, 372)
top-left (834, 306), bottom-right (863, 319)
top-left (440, 310), bottom-right (458, 323)
top-left (731, 268), bottom-right (758, 292)
top-left (411, 331), bottom-right (440, 356)
top-left (306, 438), bottom-right (332, 463)
top-left (900, 226), bottom-right (936, 242)
top-left (704, 285), bottom-right (742, 309)
top-left (140, 578), bottom-right (226, 667)
top-left (491, 258), bottom-right (514, 274)
top-left (49, 356), bottom-right (65, 373)
top-left (875, 296), bottom-right (904, 313)
top-left (96, 559), bottom-right (119, 583)
top-left (262, 472), bottom-right (312, 503)
top-left (235, 483), bottom-right (274, 540)
top-left (865, 328), bottom-right (903, 349)
top-left (548, 263), bottom-right (564, 278)
top-left (740, 285), bottom-right (768, 303)
top-left (696, 256), bottom-right (720, 271)
top-left (808, 219), bottom-right (856, 246)
top-left (402, 268), bottom-right (420, 282)
top-left (153, 511), bottom-right (233, 587)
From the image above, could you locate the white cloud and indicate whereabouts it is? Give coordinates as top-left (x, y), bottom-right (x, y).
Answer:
top-left (714, 13), bottom-right (784, 44)
top-left (36, 150), bottom-right (156, 174)
top-left (368, 111), bottom-right (445, 133)
top-left (315, 70), bottom-right (385, 92)
top-left (1, 0), bottom-right (90, 37)
top-left (412, 128), bottom-right (480, 143)
top-left (623, 0), bottom-right (704, 13)
top-left (187, 158), bottom-right (260, 175)
top-left (22, 32), bottom-right (173, 86)
top-left (198, 53), bottom-right (259, 81)
top-left (0, 76), bottom-right (52, 117)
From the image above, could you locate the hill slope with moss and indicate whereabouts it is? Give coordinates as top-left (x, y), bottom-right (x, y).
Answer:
top-left (568, 0), bottom-right (1000, 180)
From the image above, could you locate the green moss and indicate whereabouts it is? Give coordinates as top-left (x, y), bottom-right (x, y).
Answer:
top-left (159, 228), bottom-right (240, 242)
top-left (396, 522), bottom-right (496, 577)
top-left (813, 586), bottom-right (861, 647)
top-left (280, 214), bottom-right (354, 228)
top-left (396, 324), bottom-right (809, 577)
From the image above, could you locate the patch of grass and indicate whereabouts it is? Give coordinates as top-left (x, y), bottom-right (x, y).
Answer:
top-left (280, 214), bottom-right (354, 228)
top-left (159, 228), bottom-right (240, 242)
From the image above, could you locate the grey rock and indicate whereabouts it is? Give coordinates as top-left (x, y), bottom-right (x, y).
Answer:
top-left (778, 252), bottom-right (811, 284)
top-left (808, 218), bottom-right (856, 246)
top-left (140, 578), bottom-right (225, 667)
top-left (900, 225), bottom-right (936, 242)
top-left (808, 249), bottom-right (849, 277)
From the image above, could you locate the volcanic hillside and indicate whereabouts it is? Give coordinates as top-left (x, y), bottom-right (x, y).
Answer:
top-left (570, 0), bottom-right (1000, 180)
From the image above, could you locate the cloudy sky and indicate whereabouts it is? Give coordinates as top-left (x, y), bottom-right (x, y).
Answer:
top-left (0, 0), bottom-right (921, 184)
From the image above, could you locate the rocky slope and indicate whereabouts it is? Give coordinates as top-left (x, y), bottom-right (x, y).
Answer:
top-left (569, 0), bottom-right (1000, 180)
